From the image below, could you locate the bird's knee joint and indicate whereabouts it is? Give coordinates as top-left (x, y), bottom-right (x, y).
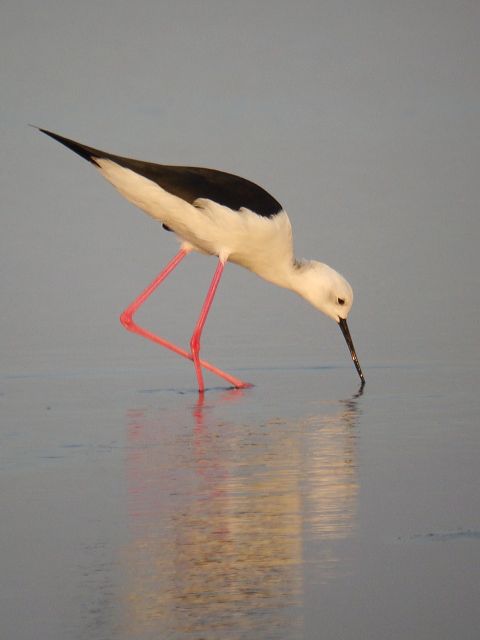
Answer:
top-left (120, 311), bottom-right (134, 330)
top-left (190, 335), bottom-right (200, 354)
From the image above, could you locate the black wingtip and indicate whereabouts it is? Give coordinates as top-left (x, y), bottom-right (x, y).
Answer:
top-left (35, 127), bottom-right (101, 166)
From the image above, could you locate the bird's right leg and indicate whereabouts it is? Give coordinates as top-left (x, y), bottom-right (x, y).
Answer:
top-left (120, 247), bottom-right (190, 360)
top-left (120, 248), bottom-right (251, 390)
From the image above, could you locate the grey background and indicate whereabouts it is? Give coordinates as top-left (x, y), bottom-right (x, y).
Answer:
top-left (2, 0), bottom-right (479, 375)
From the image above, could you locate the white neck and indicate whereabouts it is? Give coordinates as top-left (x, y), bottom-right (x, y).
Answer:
top-left (248, 255), bottom-right (319, 300)
top-left (283, 259), bottom-right (322, 300)
top-left (249, 256), bottom-right (351, 321)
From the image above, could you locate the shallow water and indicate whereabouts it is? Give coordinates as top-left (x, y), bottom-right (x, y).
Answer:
top-left (2, 361), bottom-right (479, 640)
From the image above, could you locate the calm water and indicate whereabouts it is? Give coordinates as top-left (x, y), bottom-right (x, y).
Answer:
top-left (2, 361), bottom-right (479, 640)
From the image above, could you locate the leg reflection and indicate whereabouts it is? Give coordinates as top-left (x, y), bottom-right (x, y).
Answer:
top-left (122, 390), bottom-right (361, 638)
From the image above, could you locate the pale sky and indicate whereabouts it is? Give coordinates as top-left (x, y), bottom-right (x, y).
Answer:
top-left (2, 0), bottom-right (480, 372)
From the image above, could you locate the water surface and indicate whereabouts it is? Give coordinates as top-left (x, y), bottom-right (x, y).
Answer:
top-left (2, 362), bottom-right (479, 639)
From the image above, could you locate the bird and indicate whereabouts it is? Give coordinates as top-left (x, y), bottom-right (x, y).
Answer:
top-left (37, 127), bottom-right (365, 392)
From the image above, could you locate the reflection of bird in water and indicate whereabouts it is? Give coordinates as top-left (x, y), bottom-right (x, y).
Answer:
top-left (38, 128), bottom-right (365, 392)
top-left (122, 390), bottom-right (361, 638)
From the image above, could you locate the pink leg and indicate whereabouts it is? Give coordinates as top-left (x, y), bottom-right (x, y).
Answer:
top-left (120, 249), bottom-right (252, 391)
top-left (190, 258), bottom-right (225, 393)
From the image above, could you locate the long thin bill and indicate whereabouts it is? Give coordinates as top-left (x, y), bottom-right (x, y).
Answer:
top-left (338, 318), bottom-right (365, 385)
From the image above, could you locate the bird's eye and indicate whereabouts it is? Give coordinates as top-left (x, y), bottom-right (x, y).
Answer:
top-left (337, 298), bottom-right (345, 306)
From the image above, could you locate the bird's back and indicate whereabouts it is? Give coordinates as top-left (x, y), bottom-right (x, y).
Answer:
top-left (39, 129), bottom-right (283, 218)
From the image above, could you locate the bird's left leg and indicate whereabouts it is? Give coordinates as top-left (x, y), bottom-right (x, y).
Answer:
top-left (189, 258), bottom-right (226, 393)
top-left (189, 257), bottom-right (251, 393)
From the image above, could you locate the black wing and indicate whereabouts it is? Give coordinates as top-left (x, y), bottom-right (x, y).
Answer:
top-left (39, 128), bottom-right (283, 218)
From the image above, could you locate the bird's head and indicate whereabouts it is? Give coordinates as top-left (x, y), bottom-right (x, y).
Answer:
top-left (296, 261), bottom-right (365, 385)
top-left (298, 261), bottom-right (352, 319)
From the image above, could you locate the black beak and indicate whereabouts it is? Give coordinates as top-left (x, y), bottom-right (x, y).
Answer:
top-left (338, 318), bottom-right (365, 385)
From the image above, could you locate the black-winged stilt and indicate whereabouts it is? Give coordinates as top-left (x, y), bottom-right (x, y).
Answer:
top-left (37, 128), bottom-right (365, 391)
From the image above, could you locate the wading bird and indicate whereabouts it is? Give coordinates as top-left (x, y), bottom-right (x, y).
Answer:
top-left (38, 128), bottom-right (365, 392)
